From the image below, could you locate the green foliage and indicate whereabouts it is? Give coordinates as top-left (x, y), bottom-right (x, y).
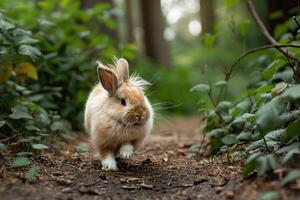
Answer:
top-left (25, 166), bottom-right (40, 181)
top-left (0, 0), bottom-right (127, 178)
top-left (258, 191), bottom-right (281, 200)
top-left (13, 157), bottom-right (31, 167)
top-left (0, 14), bottom-right (67, 163)
top-left (281, 170), bottom-right (300, 186)
top-left (191, 84), bottom-right (210, 94)
top-left (0, 0), bottom-right (135, 128)
top-left (193, 14), bottom-right (300, 183)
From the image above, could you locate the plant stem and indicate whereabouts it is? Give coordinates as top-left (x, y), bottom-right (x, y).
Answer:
top-left (262, 135), bottom-right (271, 154)
top-left (215, 44), bottom-right (300, 104)
top-left (227, 44), bottom-right (300, 81)
top-left (246, 0), bottom-right (295, 60)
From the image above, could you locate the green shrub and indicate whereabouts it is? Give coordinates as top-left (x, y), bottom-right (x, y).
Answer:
top-left (0, 0), bottom-right (137, 129)
top-left (193, 12), bottom-right (300, 185)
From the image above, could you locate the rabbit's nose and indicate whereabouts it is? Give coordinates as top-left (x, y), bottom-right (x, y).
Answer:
top-left (135, 114), bottom-right (141, 121)
top-left (135, 114), bottom-right (145, 122)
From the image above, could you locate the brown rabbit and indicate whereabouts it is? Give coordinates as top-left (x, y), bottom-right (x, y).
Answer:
top-left (84, 58), bottom-right (153, 170)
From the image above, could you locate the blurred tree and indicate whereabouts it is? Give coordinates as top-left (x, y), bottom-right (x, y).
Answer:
top-left (125, 0), bottom-right (134, 43)
top-left (199, 0), bottom-right (215, 33)
top-left (140, 0), bottom-right (171, 68)
top-left (267, 0), bottom-right (299, 33)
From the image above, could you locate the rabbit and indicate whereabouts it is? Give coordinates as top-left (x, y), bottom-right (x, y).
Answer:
top-left (84, 58), bottom-right (153, 170)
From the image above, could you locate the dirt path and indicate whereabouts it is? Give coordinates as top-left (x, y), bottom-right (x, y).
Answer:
top-left (0, 117), bottom-right (299, 200)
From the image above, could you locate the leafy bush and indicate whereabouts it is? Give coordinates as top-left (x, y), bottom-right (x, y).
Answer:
top-left (0, 0), bottom-right (133, 174)
top-left (0, 14), bottom-right (70, 164)
top-left (0, 0), bottom-right (136, 129)
top-left (193, 12), bottom-right (300, 185)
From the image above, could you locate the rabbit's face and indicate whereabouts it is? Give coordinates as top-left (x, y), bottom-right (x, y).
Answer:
top-left (116, 85), bottom-right (150, 126)
top-left (97, 58), bottom-right (152, 128)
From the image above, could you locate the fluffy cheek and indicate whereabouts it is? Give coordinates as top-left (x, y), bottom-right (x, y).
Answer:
top-left (105, 102), bottom-right (127, 123)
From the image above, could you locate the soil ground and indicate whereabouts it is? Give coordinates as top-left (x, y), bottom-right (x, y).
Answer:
top-left (0, 117), bottom-right (299, 200)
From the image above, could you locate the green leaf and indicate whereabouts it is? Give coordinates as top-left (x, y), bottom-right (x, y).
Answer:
top-left (256, 97), bottom-right (286, 131)
top-left (282, 148), bottom-right (300, 163)
top-left (190, 84), bottom-right (210, 94)
top-left (215, 80), bottom-right (228, 88)
top-left (76, 143), bottom-right (87, 153)
top-left (241, 113), bottom-right (256, 122)
top-left (216, 101), bottom-right (233, 113)
top-left (207, 128), bottom-right (227, 139)
top-left (245, 152), bottom-right (263, 164)
top-left (13, 157), bottom-right (30, 167)
top-left (254, 83), bottom-right (274, 96)
top-left (0, 19), bottom-right (15, 31)
top-left (281, 170), bottom-right (300, 186)
top-left (247, 129), bottom-right (285, 151)
top-left (50, 120), bottom-right (72, 134)
top-left (9, 110), bottom-right (33, 120)
top-left (25, 125), bottom-right (41, 131)
top-left (258, 191), bottom-right (281, 200)
top-left (237, 131), bottom-right (252, 141)
top-left (281, 85), bottom-right (300, 102)
top-left (257, 156), bottom-right (269, 176)
top-left (271, 82), bottom-right (287, 97)
top-left (32, 144), bottom-right (49, 150)
top-left (221, 134), bottom-right (238, 145)
top-left (25, 166), bottom-right (40, 181)
top-left (15, 35), bottom-right (38, 45)
top-left (18, 45), bottom-right (42, 61)
top-left (262, 59), bottom-right (285, 80)
top-left (230, 107), bottom-right (242, 117)
top-left (286, 120), bottom-right (300, 140)
top-left (0, 142), bottom-right (6, 150)
top-left (267, 153), bottom-right (280, 170)
top-left (0, 121), bottom-right (5, 128)
top-left (242, 161), bottom-right (257, 177)
top-left (12, 105), bottom-right (28, 112)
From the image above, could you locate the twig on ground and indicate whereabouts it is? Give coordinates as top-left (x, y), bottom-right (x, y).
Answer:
top-left (83, 179), bottom-right (103, 187)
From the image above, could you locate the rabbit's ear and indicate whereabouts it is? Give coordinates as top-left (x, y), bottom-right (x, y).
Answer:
top-left (116, 58), bottom-right (129, 81)
top-left (97, 65), bottom-right (118, 95)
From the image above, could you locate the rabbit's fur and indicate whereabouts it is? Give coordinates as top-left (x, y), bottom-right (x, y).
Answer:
top-left (84, 58), bottom-right (153, 170)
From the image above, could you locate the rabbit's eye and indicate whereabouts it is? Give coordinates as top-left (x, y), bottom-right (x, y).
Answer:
top-left (121, 98), bottom-right (126, 106)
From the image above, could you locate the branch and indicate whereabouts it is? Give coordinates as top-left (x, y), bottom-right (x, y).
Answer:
top-left (226, 44), bottom-right (300, 81)
top-left (245, 0), bottom-right (294, 59)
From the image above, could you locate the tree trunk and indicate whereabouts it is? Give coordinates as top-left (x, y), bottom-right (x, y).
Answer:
top-left (199, 0), bottom-right (215, 33)
top-left (125, 0), bottom-right (134, 43)
top-left (140, 0), bottom-right (171, 68)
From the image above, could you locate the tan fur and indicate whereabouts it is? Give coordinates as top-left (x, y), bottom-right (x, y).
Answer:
top-left (84, 58), bottom-right (153, 168)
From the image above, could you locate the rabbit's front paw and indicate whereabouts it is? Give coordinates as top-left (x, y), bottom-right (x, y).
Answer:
top-left (119, 143), bottom-right (134, 159)
top-left (101, 154), bottom-right (118, 171)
